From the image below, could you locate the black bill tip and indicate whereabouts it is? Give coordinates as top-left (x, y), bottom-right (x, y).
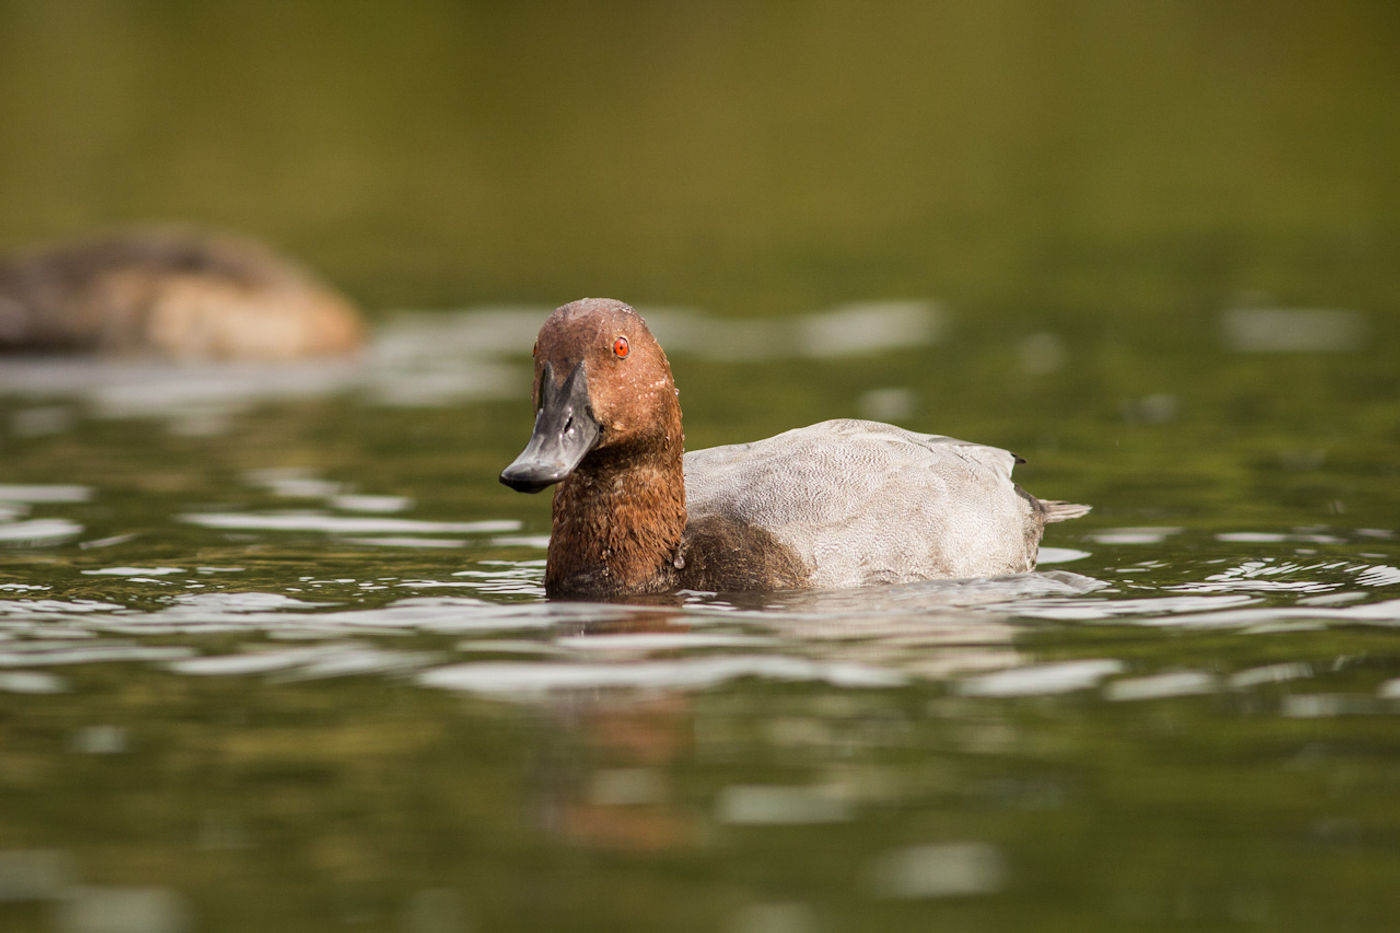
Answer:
top-left (499, 461), bottom-right (569, 493)
top-left (499, 360), bottom-right (602, 494)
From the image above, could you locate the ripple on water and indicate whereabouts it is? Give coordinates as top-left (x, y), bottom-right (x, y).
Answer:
top-left (1216, 531), bottom-right (1347, 545)
top-left (1009, 594), bottom-right (1259, 624)
top-left (1227, 662), bottom-right (1315, 689)
top-left (0, 484), bottom-right (93, 503)
top-left (554, 632), bottom-right (779, 654)
top-left (1357, 565), bottom-right (1400, 587)
top-left (1103, 671), bottom-right (1216, 702)
top-left (7, 593), bottom-right (659, 642)
top-left (0, 670), bottom-right (69, 693)
top-left (1178, 559), bottom-right (1360, 595)
top-left (178, 512), bottom-right (520, 535)
top-left (715, 784), bottom-right (853, 825)
top-left (0, 642), bottom-right (194, 667)
top-left (0, 467), bottom-right (1394, 706)
top-left (955, 659), bottom-right (1126, 697)
top-left (81, 567), bottom-right (187, 577)
top-left (1088, 527), bottom-right (1183, 545)
top-left (0, 519), bottom-right (84, 545)
top-left (1037, 547), bottom-right (1091, 564)
top-left (416, 654), bottom-right (907, 698)
top-left (1156, 597), bottom-right (1400, 629)
top-left (866, 842), bottom-right (1008, 900)
top-left (0, 599), bottom-right (125, 616)
top-left (343, 536), bottom-right (472, 549)
top-left (329, 494), bottom-right (412, 513)
top-left (173, 643), bottom-right (437, 681)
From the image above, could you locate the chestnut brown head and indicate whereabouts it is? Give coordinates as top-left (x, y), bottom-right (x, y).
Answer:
top-left (500, 298), bottom-right (681, 492)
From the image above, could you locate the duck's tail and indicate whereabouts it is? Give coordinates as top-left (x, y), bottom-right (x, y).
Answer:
top-left (1041, 500), bottom-right (1092, 523)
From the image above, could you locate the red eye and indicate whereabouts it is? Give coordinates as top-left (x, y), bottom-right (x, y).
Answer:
top-left (612, 336), bottom-right (630, 358)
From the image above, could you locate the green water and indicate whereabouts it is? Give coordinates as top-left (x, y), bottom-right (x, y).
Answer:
top-left (3, 2), bottom-right (1400, 931)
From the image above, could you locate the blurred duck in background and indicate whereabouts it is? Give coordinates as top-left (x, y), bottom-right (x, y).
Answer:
top-left (0, 226), bottom-right (363, 360)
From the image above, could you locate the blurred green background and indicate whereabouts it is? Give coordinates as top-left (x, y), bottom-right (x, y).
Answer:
top-left (2, 0), bottom-right (1396, 318)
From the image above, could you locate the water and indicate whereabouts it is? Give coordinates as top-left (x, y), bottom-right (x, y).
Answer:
top-left (2, 304), bottom-right (1399, 932)
top-left (3, 2), bottom-right (1400, 929)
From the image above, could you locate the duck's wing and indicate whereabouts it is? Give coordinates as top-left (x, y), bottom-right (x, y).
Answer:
top-left (684, 419), bottom-right (1050, 587)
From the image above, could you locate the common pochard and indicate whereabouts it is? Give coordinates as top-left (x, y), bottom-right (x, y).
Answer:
top-left (0, 227), bottom-right (363, 360)
top-left (501, 298), bottom-right (1089, 598)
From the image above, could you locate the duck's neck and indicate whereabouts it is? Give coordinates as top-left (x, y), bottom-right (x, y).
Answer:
top-left (545, 442), bottom-right (687, 598)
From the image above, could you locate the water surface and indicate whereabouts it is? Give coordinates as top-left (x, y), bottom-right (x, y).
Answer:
top-left (3, 2), bottom-right (1399, 929)
top-left (3, 304), bottom-right (1398, 932)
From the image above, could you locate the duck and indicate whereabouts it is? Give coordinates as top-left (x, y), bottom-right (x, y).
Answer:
top-left (0, 226), bottom-right (363, 360)
top-left (500, 298), bottom-right (1089, 598)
